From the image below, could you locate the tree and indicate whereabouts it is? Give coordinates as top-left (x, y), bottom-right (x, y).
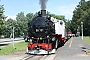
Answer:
top-left (5, 18), bottom-right (15, 38)
top-left (71, 0), bottom-right (90, 35)
top-left (26, 13), bottom-right (34, 22)
top-left (50, 14), bottom-right (66, 23)
top-left (0, 4), bottom-right (6, 37)
top-left (16, 12), bottom-right (28, 37)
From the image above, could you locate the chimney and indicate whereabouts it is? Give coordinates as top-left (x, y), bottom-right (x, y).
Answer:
top-left (41, 10), bottom-right (46, 16)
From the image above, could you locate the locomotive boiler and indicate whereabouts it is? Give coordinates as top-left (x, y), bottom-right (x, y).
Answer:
top-left (27, 10), bottom-right (66, 54)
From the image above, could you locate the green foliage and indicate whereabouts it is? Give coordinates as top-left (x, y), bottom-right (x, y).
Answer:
top-left (4, 12), bottom-right (34, 38)
top-left (66, 20), bottom-right (71, 29)
top-left (50, 14), bottom-right (66, 23)
top-left (71, 0), bottom-right (90, 35)
top-left (26, 13), bottom-right (34, 22)
top-left (0, 4), bottom-right (6, 37)
top-left (5, 18), bottom-right (16, 38)
top-left (16, 12), bottom-right (28, 37)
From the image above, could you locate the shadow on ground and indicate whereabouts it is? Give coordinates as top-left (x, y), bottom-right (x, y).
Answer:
top-left (0, 44), bottom-right (9, 50)
top-left (0, 44), bottom-right (8, 46)
top-left (81, 47), bottom-right (87, 52)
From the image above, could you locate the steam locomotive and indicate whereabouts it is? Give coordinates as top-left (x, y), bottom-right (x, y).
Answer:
top-left (27, 10), bottom-right (67, 54)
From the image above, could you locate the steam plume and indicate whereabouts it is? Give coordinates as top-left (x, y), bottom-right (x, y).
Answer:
top-left (39, 0), bottom-right (48, 10)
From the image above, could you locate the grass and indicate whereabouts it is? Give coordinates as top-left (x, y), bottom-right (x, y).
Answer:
top-left (83, 36), bottom-right (90, 54)
top-left (83, 36), bottom-right (90, 44)
top-left (0, 42), bottom-right (28, 55)
top-left (86, 50), bottom-right (90, 54)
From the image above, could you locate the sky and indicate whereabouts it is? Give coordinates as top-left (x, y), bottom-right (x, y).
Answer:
top-left (0, 0), bottom-right (89, 20)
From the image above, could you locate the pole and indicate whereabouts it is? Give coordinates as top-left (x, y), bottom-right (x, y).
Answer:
top-left (82, 24), bottom-right (83, 40)
top-left (81, 22), bottom-right (83, 40)
top-left (13, 26), bottom-right (15, 49)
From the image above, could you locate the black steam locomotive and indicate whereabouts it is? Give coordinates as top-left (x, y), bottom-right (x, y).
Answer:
top-left (27, 10), bottom-right (66, 54)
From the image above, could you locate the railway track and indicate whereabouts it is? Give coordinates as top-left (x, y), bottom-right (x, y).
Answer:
top-left (21, 54), bottom-right (54, 60)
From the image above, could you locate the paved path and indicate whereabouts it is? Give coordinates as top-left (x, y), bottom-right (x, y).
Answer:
top-left (0, 38), bottom-right (24, 48)
top-left (53, 37), bottom-right (90, 60)
top-left (0, 38), bottom-right (24, 44)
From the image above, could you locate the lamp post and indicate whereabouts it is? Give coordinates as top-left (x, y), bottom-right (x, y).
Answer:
top-left (13, 26), bottom-right (15, 49)
top-left (81, 22), bottom-right (83, 40)
top-left (10, 24), bottom-right (15, 49)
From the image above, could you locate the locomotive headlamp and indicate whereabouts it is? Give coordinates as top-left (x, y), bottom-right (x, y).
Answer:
top-left (37, 37), bottom-right (42, 40)
top-left (47, 36), bottom-right (49, 38)
top-left (40, 37), bottom-right (42, 40)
